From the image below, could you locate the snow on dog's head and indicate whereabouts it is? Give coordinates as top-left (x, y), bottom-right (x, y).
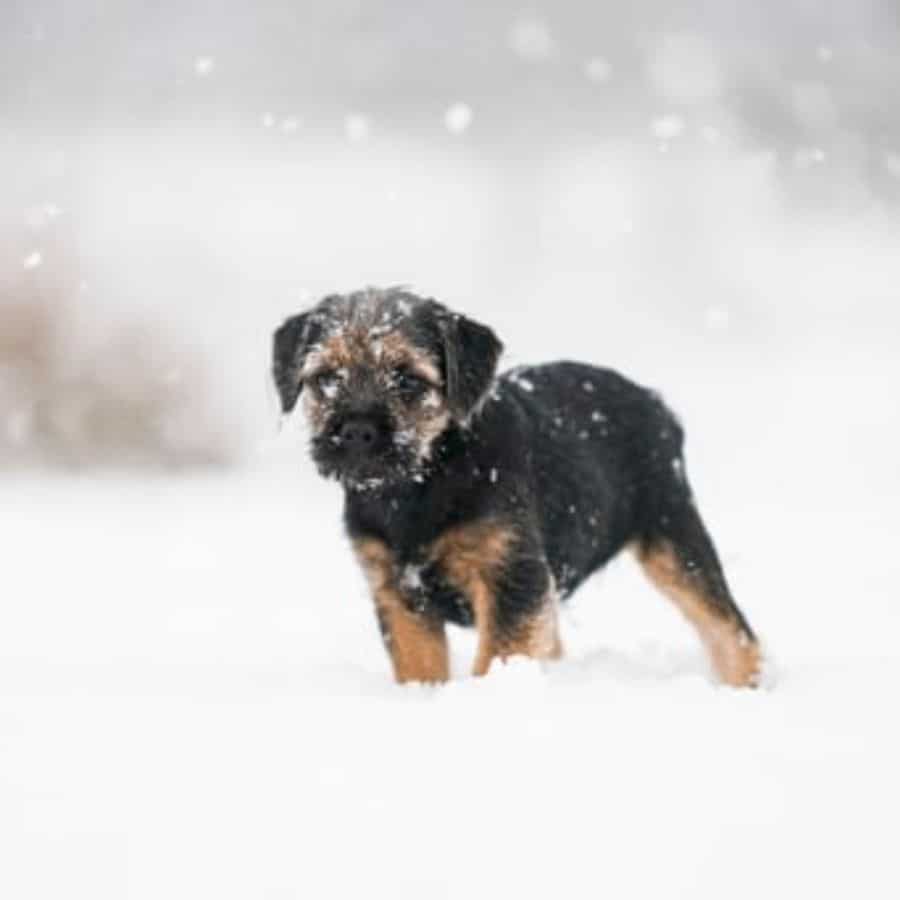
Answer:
top-left (271, 287), bottom-right (503, 490)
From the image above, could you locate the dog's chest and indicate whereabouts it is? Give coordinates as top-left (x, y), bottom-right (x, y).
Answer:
top-left (396, 555), bottom-right (474, 626)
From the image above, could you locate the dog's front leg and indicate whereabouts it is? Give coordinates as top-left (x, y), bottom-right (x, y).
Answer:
top-left (354, 538), bottom-right (449, 684)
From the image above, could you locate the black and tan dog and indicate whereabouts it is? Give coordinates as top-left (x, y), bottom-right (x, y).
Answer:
top-left (273, 288), bottom-right (761, 687)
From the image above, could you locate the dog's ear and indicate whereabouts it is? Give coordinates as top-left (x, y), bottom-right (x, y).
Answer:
top-left (272, 312), bottom-right (316, 414)
top-left (438, 311), bottom-right (504, 422)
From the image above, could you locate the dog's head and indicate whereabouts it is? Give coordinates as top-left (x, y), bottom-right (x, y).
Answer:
top-left (272, 288), bottom-right (503, 489)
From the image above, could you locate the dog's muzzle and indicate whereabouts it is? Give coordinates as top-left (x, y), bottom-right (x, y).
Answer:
top-left (336, 417), bottom-right (385, 461)
top-left (313, 405), bottom-right (406, 486)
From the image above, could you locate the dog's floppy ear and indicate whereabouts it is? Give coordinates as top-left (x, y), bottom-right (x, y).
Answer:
top-left (438, 311), bottom-right (504, 422)
top-left (272, 312), bottom-right (316, 414)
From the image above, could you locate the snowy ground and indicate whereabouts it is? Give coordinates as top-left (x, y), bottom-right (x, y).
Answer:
top-left (2, 348), bottom-right (899, 900)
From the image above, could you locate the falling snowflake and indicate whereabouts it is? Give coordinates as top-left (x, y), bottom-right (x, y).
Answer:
top-left (344, 114), bottom-right (371, 143)
top-left (193, 56), bottom-right (215, 77)
top-left (705, 305), bottom-right (730, 331)
top-left (24, 203), bottom-right (62, 230)
top-left (794, 147), bottom-right (826, 168)
top-left (23, 251), bottom-right (43, 270)
top-left (444, 103), bottom-right (473, 135)
top-left (651, 115), bottom-right (686, 140)
top-left (508, 371), bottom-right (535, 393)
top-left (584, 56), bottom-right (612, 83)
top-left (886, 153), bottom-right (900, 179)
top-left (508, 17), bottom-right (556, 62)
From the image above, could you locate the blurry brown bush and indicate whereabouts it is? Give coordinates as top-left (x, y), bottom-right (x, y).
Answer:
top-left (0, 228), bottom-right (236, 469)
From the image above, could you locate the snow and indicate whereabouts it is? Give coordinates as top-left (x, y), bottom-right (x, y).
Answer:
top-left (584, 56), bottom-right (613, 84)
top-left (193, 56), bottom-right (215, 77)
top-left (704, 304), bottom-right (731, 331)
top-left (344, 114), bottom-right (371, 143)
top-left (795, 147), bottom-right (827, 167)
top-left (507, 370), bottom-right (536, 393)
top-left (652, 114), bottom-right (686, 141)
top-left (23, 250), bottom-right (43, 270)
top-left (2, 380), bottom-right (898, 899)
top-left (444, 102), bottom-right (473, 135)
top-left (508, 17), bottom-right (556, 63)
top-left (885, 152), bottom-right (900, 179)
top-left (24, 203), bottom-right (62, 230)
top-left (401, 564), bottom-right (424, 593)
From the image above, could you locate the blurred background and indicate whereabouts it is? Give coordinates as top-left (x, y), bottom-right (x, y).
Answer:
top-left (2, 0), bottom-right (899, 471)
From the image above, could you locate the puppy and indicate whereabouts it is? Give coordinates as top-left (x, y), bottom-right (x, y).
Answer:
top-left (272, 287), bottom-right (761, 687)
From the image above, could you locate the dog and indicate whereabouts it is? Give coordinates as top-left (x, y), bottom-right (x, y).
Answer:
top-left (272, 287), bottom-right (761, 687)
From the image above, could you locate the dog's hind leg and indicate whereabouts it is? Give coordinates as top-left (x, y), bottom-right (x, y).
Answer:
top-left (634, 470), bottom-right (762, 688)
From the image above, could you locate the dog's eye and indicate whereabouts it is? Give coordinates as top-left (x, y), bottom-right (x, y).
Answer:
top-left (313, 371), bottom-right (341, 398)
top-left (392, 369), bottom-right (427, 398)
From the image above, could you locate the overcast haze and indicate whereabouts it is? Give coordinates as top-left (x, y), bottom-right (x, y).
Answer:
top-left (3, 1), bottom-right (900, 463)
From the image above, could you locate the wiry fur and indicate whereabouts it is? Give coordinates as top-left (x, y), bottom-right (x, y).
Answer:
top-left (273, 287), bottom-right (761, 686)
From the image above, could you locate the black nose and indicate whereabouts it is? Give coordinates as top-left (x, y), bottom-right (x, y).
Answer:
top-left (339, 419), bottom-right (379, 454)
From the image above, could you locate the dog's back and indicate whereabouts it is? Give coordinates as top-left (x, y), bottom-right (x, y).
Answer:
top-left (493, 362), bottom-right (688, 598)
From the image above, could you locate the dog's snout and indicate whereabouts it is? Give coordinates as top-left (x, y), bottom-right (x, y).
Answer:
top-left (339, 419), bottom-right (380, 454)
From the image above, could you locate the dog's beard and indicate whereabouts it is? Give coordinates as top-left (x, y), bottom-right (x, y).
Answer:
top-left (310, 428), bottom-right (435, 492)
